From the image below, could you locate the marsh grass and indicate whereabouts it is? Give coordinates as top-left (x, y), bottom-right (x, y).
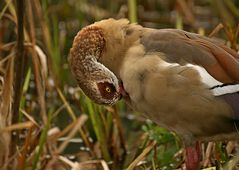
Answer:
top-left (0, 0), bottom-right (239, 170)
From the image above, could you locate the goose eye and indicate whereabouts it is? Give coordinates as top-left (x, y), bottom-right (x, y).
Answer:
top-left (97, 82), bottom-right (117, 100)
top-left (105, 86), bottom-right (111, 93)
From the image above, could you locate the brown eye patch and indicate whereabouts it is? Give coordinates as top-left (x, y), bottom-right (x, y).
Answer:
top-left (97, 82), bottom-right (117, 100)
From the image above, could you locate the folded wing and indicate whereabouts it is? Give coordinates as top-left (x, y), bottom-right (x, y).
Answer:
top-left (141, 29), bottom-right (239, 84)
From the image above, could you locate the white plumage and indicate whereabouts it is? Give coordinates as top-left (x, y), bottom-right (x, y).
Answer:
top-left (187, 64), bottom-right (239, 96)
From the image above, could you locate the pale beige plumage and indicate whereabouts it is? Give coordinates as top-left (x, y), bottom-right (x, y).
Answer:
top-left (69, 18), bottom-right (239, 170)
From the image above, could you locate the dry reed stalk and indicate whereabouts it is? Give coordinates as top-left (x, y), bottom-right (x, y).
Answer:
top-left (47, 116), bottom-right (78, 142)
top-left (112, 105), bottom-right (127, 155)
top-left (45, 114), bottom-right (88, 169)
top-left (208, 23), bottom-right (224, 38)
top-left (19, 109), bottom-right (39, 128)
top-left (10, 1), bottom-right (26, 165)
top-left (126, 140), bottom-right (157, 170)
top-left (59, 156), bottom-right (110, 170)
top-left (0, 56), bottom-right (14, 169)
top-left (203, 142), bottom-right (214, 167)
top-left (176, 0), bottom-right (195, 25)
top-left (56, 87), bottom-right (94, 156)
top-left (0, 121), bottom-right (34, 132)
top-left (27, 0), bottom-right (47, 124)
top-left (223, 154), bottom-right (239, 170)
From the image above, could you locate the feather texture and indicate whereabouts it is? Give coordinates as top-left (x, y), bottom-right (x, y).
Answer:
top-left (69, 18), bottom-right (239, 170)
top-left (69, 18), bottom-right (239, 143)
top-left (187, 64), bottom-right (239, 96)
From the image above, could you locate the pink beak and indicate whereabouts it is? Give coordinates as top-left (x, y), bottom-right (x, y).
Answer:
top-left (119, 81), bottom-right (129, 98)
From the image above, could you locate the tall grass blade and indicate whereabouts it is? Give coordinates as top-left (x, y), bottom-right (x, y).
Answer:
top-left (86, 98), bottom-right (111, 161)
top-left (127, 0), bottom-right (137, 23)
top-left (31, 110), bottom-right (52, 170)
top-left (0, 0), bottom-right (12, 20)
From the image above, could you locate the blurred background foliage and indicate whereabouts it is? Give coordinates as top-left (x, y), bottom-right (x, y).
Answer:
top-left (0, 0), bottom-right (239, 169)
